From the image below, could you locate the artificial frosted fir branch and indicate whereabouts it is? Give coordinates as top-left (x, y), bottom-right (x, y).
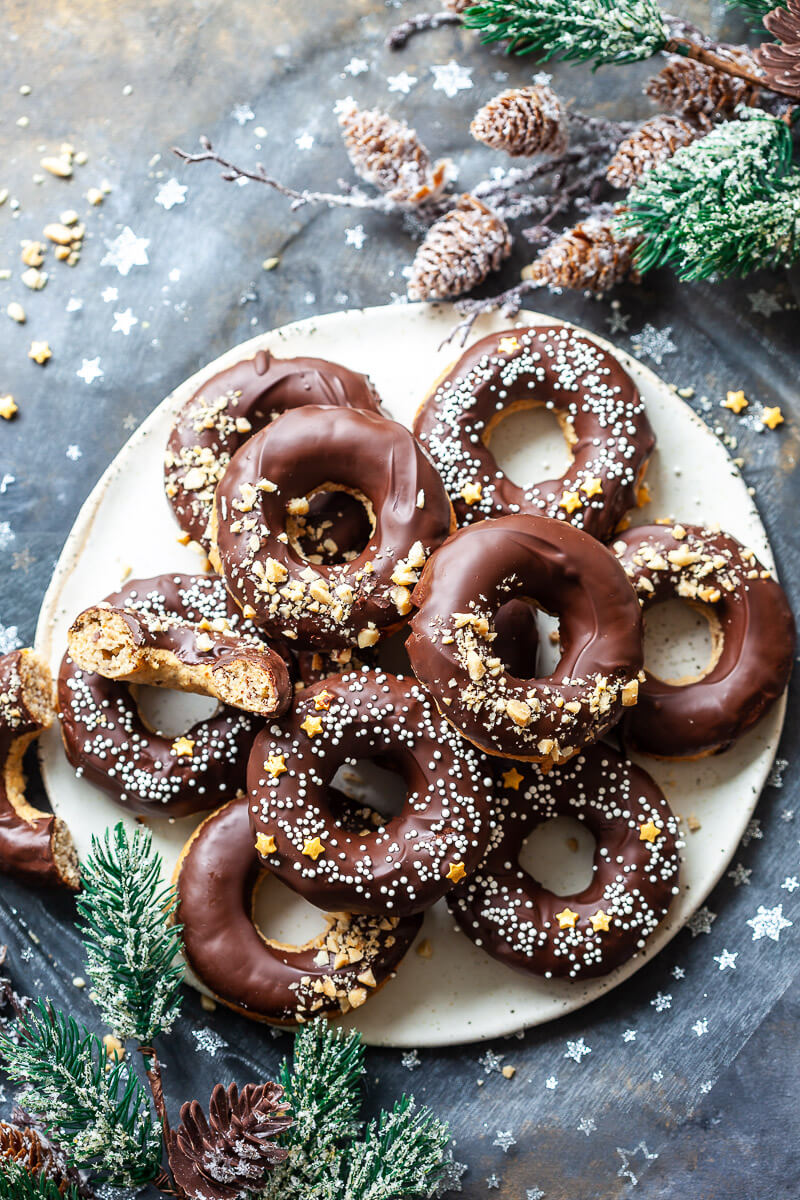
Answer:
top-left (343, 1097), bottom-right (452, 1200)
top-left (75, 824), bottom-right (184, 1043)
top-left (723, 0), bottom-right (788, 21)
top-left (0, 1160), bottom-right (81, 1200)
top-left (619, 108), bottom-right (800, 278)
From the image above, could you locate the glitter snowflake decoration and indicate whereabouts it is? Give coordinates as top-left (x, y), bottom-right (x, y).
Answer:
top-left (631, 323), bottom-right (677, 364)
top-left (691, 1018), bottom-right (709, 1037)
top-left (155, 178), bottom-right (187, 210)
top-left (526, 1189), bottom-right (545, 1200)
top-left (564, 1037), bottom-right (591, 1063)
top-left (76, 357), bottom-right (104, 384)
top-left (431, 60), bottom-right (473, 98)
top-left (651, 991), bottom-right (672, 1013)
top-left (479, 1050), bottom-right (505, 1074)
top-left (545, 1075), bottom-right (558, 1089)
top-left (768, 757), bottom-right (789, 788)
top-left (401, 1048), bottom-right (421, 1071)
top-left (191, 1026), bottom-right (227, 1056)
top-left (782, 876), bottom-right (799, 893)
top-left (0, 623), bottom-right (21, 654)
top-left (714, 949), bottom-right (738, 971)
top-left (345, 224), bottom-right (367, 249)
top-left (112, 309), bottom-right (138, 336)
top-left (687, 906), bottom-right (716, 937)
top-left (728, 862), bottom-right (752, 887)
top-left (616, 1142), bottom-right (659, 1187)
top-left (747, 904), bottom-right (792, 943)
top-left (748, 288), bottom-right (783, 318)
top-left (388, 71), bottom-right (418, 94)
top-left (101, 227), bottom-right (150, 275)
top-left (577, 1117), bottom-right (596, 1136)
top-left (742, 818), bottom-right (762, 846)
top-left (230, 103), bottom-right (254, 125)
top-left (622, 1029), bottom-right (637, 1043)
top-left (493, 1130), bottom-right (516, 1153)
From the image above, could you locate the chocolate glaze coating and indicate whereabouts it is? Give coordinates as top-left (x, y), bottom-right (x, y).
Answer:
top-left (612, 522), bottom-right (796, 758)
top-left (248, 669), bottom-right (494, 916)
top-left (447, 745), bottom-right (681, 980)
top-left (213, 405), bottom-right (454, 651)
top-left (176, 793), bottom-right (423, 1024)
top-left (58, 574), bottom-right (277, 818)
top-left (164, 350), bottom-right (383, 548)
top-left (407, 515), bottom-right (644, 765)
top-left (413, 326), bottom-right (655, 538)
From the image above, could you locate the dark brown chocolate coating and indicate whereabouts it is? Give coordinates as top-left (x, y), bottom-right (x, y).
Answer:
top-left (248, 669), bottom-right (494, 916)
top-left (612, 522), bottom-right (796, 758)
top-left (58, 574), bottom-right (276, 818)
top-left (447, 745), bottom-right (681, 980)
top-left (213, 405), bottom-right (454, 651)
top-left (176, 793), bottom-right (423, 1023)
top-left (164, 350), bottom-right (383, 548)
top-left (414, 326), bottom-right (654, 538)
top-left (406, 515), bottom-right (644, 765)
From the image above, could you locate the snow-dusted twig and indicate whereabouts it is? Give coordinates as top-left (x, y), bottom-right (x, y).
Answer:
top-left (386, 10), bottom-right (463, 50)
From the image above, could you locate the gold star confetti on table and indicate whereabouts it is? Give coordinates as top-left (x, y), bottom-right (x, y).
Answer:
top-left (300, 714), bottom-right (323, 738)
top-left (446, 861), bottom-right (466, 883)
top-left (762, 405), bottom-right (784, 430)
top-left (556, 907), bottom-right (579, 929)
top-left (302, 836), bottom-right (325, 860)
top-left (590, 909), bottom-right (611, 932)
top-left (502, 766), bottom-right (524, 790)
top-left (723, 389), bottom-right (748, 414)
top-left (636, 481), bottom-right (651, 507)
top-left (28, 340), bottom-right (52, 364)
top-left (460, 481), bottom-right (482, 505)
top-left (264, 754), bottom-right (287, 778)
top-left (559, 490), bottom-right (582, 514)
top-left (0, 395), bottom-right (18, 420)
top-left (255, 832), bottom-right (277, 856)
top-left (314, 690), bottom-right (332, 710)
top-left (497, 336), bottom-right (520, 354)
top-left (171, 736), bottom-right (195, 757)
top-left (639, 819), bottom-right (661, 843)
top-left (580, 476), bottom-right (603, 498)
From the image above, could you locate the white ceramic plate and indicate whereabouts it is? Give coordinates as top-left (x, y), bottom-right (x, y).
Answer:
top-left (36, 304), bottom-right (785, 1047)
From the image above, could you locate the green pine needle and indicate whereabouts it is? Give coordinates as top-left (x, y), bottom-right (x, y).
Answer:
top-left (463, 0), bottom-right (669, 66)
top-left (619, 110), bottom-right (800, 280)
top-left (0, 1161), bottom-right (80, 1200)
top-left (721, 0), bottom-right (787, 22)
top-left (0, 1001), bottom-right (162, 1186)
top-left (75, 822), bottom-right (184, 1043)
top-left (343, 1096), bottom-right (453, 1200)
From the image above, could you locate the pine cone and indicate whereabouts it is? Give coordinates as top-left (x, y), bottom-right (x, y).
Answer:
top-left (168, 1082), bottom-right (292, 1200)
top-left (471, 84), bottom-right (568, 158)
top-left (645, 50), bottom-right (761, 129)
top-left (607, 115), bottom-right (699, 189)
top-left (407, 194), bottom-right (511, 301)
top-left (522, 212), bottom-right (641, 293)
top-left (758, 0), bottom-right (800, 99)
top-left (339, 102), bottom-right (449, 207)
top-left (0, 1123), bottom-right (73, 1195)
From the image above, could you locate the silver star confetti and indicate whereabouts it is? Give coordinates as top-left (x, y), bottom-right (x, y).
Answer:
top-left (781, 876), bottom-right (799, 893)
top-left (616, 1142), bottom-right (658, 1187)
top-left (101, 227), bottom-right (150, 275)
top-left (564, 1037), bottom-right (591, 1063)
top-left (747, 904), bottom-right (792, 942)
top-left (728, 862), bottom-right (752, 887)
top-left (687, 906), bottom-right (717, 937)
top-left (651, 992), bottom-right (672, 1013)
top-left (230, 103), bottom-right (255, 125)
top-left (191, 1027), bottom-right (227, 1056)
top-left (155, 178), bottom-right (187, 210)
top-left (691, 1018), bottom-right (709, 1037)
top-left (345, 224), bottom-right (367, 249)
top-left (388, 71), bottom-right (418, 94)
top-left (77, 357), bottom-right (104, 384)
top-left (631, 323), bottom-right (677, 365)
top-left (431, 60), bottom-right (473, 98)
top-left (714, 949), bottom-right (738, 971)
top-left (748, 288), bottom-right (783, 318)
top-left (577, 1117), bottom-right (596, 1135)
top-left (111, 309), bottom-right (138, 335)
top-left (401, 1049), bottom-right (421, 1071)
top-left (66, 444), bottom-right (82, 461)
top-left (493, 1130), bottom-right (516, 1153)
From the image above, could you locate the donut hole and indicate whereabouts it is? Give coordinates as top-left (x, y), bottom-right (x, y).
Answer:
top-left (252, 872), bottom-right (331, 946)
top-left (132, 684), bottom-right (220, 738)
top-left (287, 484), bottom-right (375, 565)
top-left (519, 816), bottom-right (596, 896)
top-left (643, 598), bottom-right (721, 685)
top-left (485, 402), bottom-right (574, 488)
top-left (330, 757), bottom-right (408, 823)
top-left (492, 599), bottom-right (561, 680)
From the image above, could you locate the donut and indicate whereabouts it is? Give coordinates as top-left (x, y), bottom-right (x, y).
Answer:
top-left (1, 649), bottom-right (79, 890)
top-left (58, 574), bottom-right (278, 818)
top-left (247, 669), bottom-right (493, 916)
top-left (612, 522), bottom-right (796, 758)
top-left (67, 604), bottom-right (291, 718)
top-left (164, 349), bottom-right (383, 549)
top-left (406, 514), bottom-right (644, 767)
top-left (175, 793), bottom-right (423, 1024)
top-left (413, 325), bottom-right (654, 538)
top-left (211, 404), bottom-right (455, 651)
top-left (447, 745), bottom-right (681, 980)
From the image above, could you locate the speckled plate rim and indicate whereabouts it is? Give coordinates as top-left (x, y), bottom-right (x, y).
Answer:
top-left (35, 302), bottom-right (787, 1047)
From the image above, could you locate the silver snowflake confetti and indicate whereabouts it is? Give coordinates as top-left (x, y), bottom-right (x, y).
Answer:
top-left (671, 965), bottom-right (686, 980)
top-left (699, 1079), bottom-right (714, 1094)
top-left (343, 56), bottom-right (369, 76)
top-left (101, 285), bottom-right (118, 302)
top-left (545, 1074), bottom-right (558, 1089)
top-left (486, 1175), bottom-right (501, 1190)
top-left (431, 60), bottom-right (473, 98)
top-left (122, 413), bottom-right (138, 431)
top-left (768, 758), bottom-right (789, 788)
top-left (479, 1050), bottom-right (505, 1074)
top-left (651, 1069), bottom-right (663, 1082)
top-left (295, 132), bottom-right (315, 151)
top-left (742, 818), bottom-right (763, 846)
top-left (687, 906), bottom-right (716, 937)
top-left (432, 1158), bottom-right (467, 1196)
top-left (493, 1130), bottom-right (516, 1153)
top-left (66, 444), bottom-right (82, 461)
top-left (606, 308), bottom-right (630, 334)
top-left (192, 1027), bottom-right (227, 1056)
top-left (0, 624), bottom-right (21, 654)
top-left (526, 1189), bottom-right (545, 1200)
top-left (564, 1037), bottom-right (591, 1063)
top-left (747, 904), bottom-right (792, 943)
top-left (781, 809), bottom-right (795, 822)
top-left (691, 1018), bottom-right (709, 1037)
top-left (714, 949), bottom-right (738, 971)
top-left (111, 309), bottom-right (138, 335)
top-left (401, 1048), bottom-right (421, 1071)
top-left (101, 227), bottom-right (150, 276)
top-left (345, 224), bottom-right (367, 249)
top-left (748, 288), bottom-right (783, 318)
top-left (622, 1029), bottom-right (637, 1043)
top-left (155, 178), bottom-right (187, 210)
top-left (388, 71), bottom-right (418, 94)
top-left (782, 876), bottom-right (799, 893)
top-left (577, 1117), bottom-right (596, 1136)
top-left (230, 103), bottom-right (255, 125)
top-left (617, 1142), bottom-right (659, 1187)
top-left (77, 357), bottom-right (104, 384)
top-left (651, 992), bottom-right (672, 1013)
top-left (632, 323), bottom-right (677, 365)
top-left (728, 862), bottom-right (752, 887)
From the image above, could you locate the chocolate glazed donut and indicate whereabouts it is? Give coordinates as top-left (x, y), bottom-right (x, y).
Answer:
top-left (164, 349), bottom-right (383, 548)
top-left (175, 794), bottom-right (423, 1024)
top-left (447, 745), bottom-right (681, 980)
top-left (248, 669), bottom-right (494, 916)
top-left (612, 522), bottom-right (796, 758)
top-left (212, 405), bottom-right (455, 651)
top-left (58, 574), bottom-right (281, 818)
top-left (406, 514), bottom-right (644, 767)
top-left (413, 326), bottom-right (655, 538)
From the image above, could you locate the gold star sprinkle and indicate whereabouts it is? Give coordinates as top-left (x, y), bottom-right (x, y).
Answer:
top-left (639, 819), bottom-right (661, 843)
top-left (314, 690), bottom-right (332, 710)
top-left (580, 476), bottom-right (603, 498)
top-left (460, 481), bottom-right (483, 505)
top-left (302, 836), bottom-right (325, 860)
top-left (28, 340), bottom-right (51, 365)
top-left (446, 861), bottom-right (466, 883)
top-left (502, 766), bottom-right (524, 790)
top-left (300, 714), bottom-right (323, 738)
top-left (762, 406), bottom-right (784, 430)
top-left (559, 490), bottom-right (582, 514)
top-left (590, 909), bottom-right (611, 932)
top-left (723, 389), bottom-right (748, 414)
top-left (636, 482), bottom-right (651, 508)
top-left (264, 754), bottom-right (287, 778)
top-left (497, 336), bottom-right (520, 354)
top-left (0, 395), bottom-right (18, 420)
top-left (255, 832), bottom-right (277, 856)
top-left (171, 736), bottom-right (195, 757)
top-left (556, 907), bottom-right (579, 930)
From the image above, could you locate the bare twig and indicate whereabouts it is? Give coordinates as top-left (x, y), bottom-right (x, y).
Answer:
top-left (386, 10), bottom-right (463, 50)
top-left (441, 278), bottom-right (544, 348)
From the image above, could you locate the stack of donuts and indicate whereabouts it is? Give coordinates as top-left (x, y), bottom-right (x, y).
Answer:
top-left (37, 325), bottom-right (793, 1026)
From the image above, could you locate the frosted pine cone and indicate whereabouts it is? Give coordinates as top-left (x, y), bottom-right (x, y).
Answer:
top-left (471, 84), bottom-right (568, 158)
top-left (645, 50), bottom-right (761, 129)
top-left (0, 1123), bottom-right (76, 1195)
top-left (407, 194), bottom-right (511, 301)
top-left (758, 0), bottom-right (800, 100)
top-left (339, 102), bottom-right (449, 207)
top-left (522, 212), bottom-right (641, 293)
top-left (607, 115), bottom-right (699, 189)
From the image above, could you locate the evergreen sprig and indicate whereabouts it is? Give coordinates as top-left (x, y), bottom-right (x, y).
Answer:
top-left (619, 109), bottom-right (800, 279)
top-left (343, 1096), bottom-right (452, 1200)
top-left (0, 1002), bottom-right (162, 1186)
top-left (0, 1160), bottom-right (81, 1200)
top-left (75, 824), bottom-right (184, 1043)
top-left (463, 0), bottom-right (669, 66)
top-left (723, 0), bottom-right (787, 22)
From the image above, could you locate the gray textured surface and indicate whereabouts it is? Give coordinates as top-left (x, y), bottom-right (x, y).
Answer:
top-left (1, 1), bottom-right (799, 1196)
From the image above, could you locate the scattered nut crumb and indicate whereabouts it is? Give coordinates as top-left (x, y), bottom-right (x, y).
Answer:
top-left (7, 302), bottom-right (26, 323)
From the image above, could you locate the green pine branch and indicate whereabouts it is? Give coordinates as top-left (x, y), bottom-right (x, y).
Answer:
top-left (0, 1001), bottom-right (162, 1186)
top-left (75, 823), bottom-right (184, 1043)
top-left (343, 1096), bottom-right (452, 1200)
top-left (463, 0), bottom-right (669, 66)
top-left (0, 1161), bottom-right (81, 1200)
top-left (619, 110), bottom-right (800, 280)
top-left (722, 0), bottom-right (787, 22)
